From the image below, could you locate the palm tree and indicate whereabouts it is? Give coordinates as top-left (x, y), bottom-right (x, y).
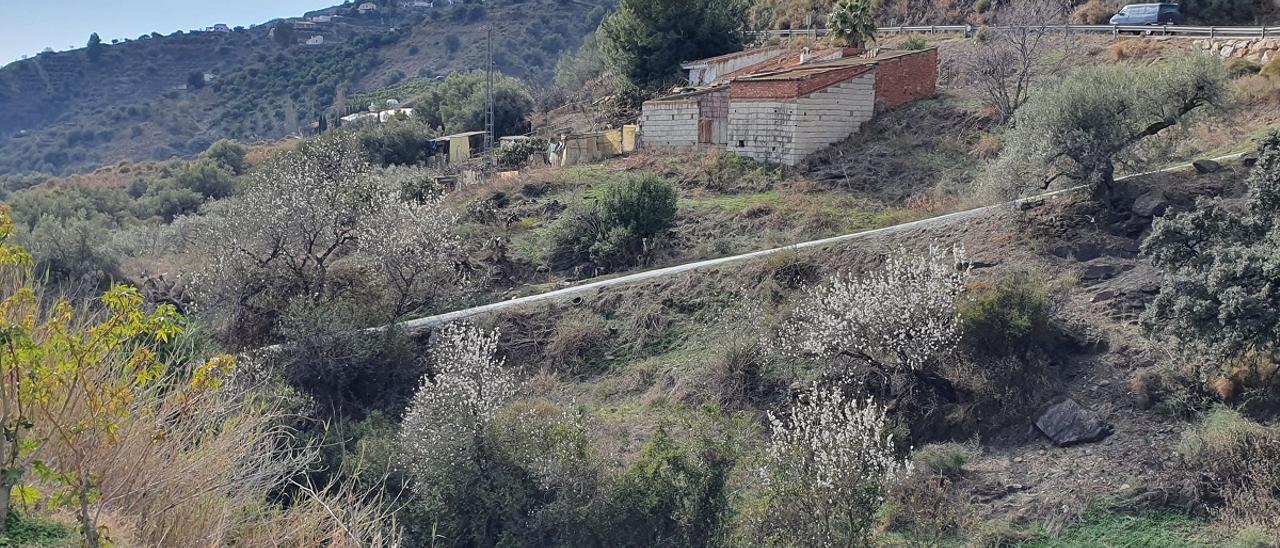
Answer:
top-left (828, 0), bottom-right (877, 49)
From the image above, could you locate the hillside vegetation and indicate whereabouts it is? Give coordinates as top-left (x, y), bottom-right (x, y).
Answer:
top-left (12, 0), bottom-right (1280, 543)
top-left (0, 0), bottom-right (611, 176)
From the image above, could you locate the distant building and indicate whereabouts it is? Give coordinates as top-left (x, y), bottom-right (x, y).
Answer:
top-left (358, 2), bottom-right (379, 14)
top-left (310, 15), bottom-right (333, 23)
top-left (640, 48), bottom-right (939, 166)
top-left (293, 21), bottom-right (318, 30)
top-left (305, 35), bottom-right (325, 46)
top-left (210, 23), bottom-right (231, 33)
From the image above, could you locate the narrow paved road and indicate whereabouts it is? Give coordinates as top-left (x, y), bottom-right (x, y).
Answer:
top-left (395, 152), bottom-right (1243, 335)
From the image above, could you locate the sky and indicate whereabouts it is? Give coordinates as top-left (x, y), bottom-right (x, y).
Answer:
top-left (0, 0), bottom-right (338, 65)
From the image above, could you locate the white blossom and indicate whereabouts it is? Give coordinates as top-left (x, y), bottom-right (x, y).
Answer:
top-left (399, 323), bottom-right (516, 485)
top-left (782, 245), bottom-right (970, 374)
top-left (763, 383), bottom-right (908, 546)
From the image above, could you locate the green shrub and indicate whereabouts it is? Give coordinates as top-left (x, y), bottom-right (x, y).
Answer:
top-left (703, 152), bottom-right (780, 193)
top-left (959, 274), bottom-right (1056, 358)
top-left (22, 211), bottom-right (124, 290)
top-left (1229, 59), bottom-right (1263, 79)
top-left (357, 119), bottom-right (438, 166)
top-left (134, 181), bottom-right (203, 221)
top-left (975, 0), bottom-right (992, 13)
top-left (548, 174), bottom-right (678, 271)
top-left (497, 137), bottom-right (549, 169)
top-left (911, 442), bottom-right (978, 478)
top-left (202, 139), bottom-right (248, 174)
top-left (176, 160), bottom-right (237, 199)
top-left (903, 34), bottom-right (929, 50)
top-left (604, 421), bottom-right (738, 547)
top-left (1263, 57), bottom-right (1280, 79)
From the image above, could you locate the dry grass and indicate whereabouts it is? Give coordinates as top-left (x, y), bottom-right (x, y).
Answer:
top-left (1235, 74), bottom-right (1280, 106)
top-left (1179, 408), bottom-right (1280, 541)
top-left (1106, 39), bottom-right (1174, 62)
top-left (30, 378), bottom-right (403, 546)
top-left (971, 132), bottom-right (1004, 160)
top-left (546, 310), bottom-right (612, 373)
top-left (1073, 0), bottom-right (1119, 24)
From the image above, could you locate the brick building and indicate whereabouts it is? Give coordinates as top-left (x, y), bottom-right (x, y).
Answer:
top-left (639, 48), bottom-right (938, 166)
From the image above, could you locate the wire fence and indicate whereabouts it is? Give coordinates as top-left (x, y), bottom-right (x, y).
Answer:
top-left (759, 24), bottom-right (1280, 39)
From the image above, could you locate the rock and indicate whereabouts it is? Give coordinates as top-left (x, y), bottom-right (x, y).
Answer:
top-left (1090, 290), bottom-right (1118, 303)
top-left (1014, 456), bottom-right (1024, 463)
top-left (1081, 263), bottom-right (1133, 281)
top-left (1193, 159), bottom-right (1222, 174)
top-left (1244, 152), bottom-right (1259, 167)
top-left (1132, 191), bottom-right (1170, 217)
top-left (1035, 399), bottom-right (1114, 446)
top-left (1221, 45), bottom-right (1235, 58)
top-left (1072, 244), bottom-right (1102, 261)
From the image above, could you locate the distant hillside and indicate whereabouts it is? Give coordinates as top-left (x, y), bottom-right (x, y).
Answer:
top-left (0, 0), bottom-right (612, 175)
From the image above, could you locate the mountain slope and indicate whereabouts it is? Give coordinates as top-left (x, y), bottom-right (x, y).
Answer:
top-left (0, 0), bottom-right (612, 176)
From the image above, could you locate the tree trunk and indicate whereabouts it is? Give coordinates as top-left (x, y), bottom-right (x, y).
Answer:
top-left (0, 475), bottom-right (11, 532)
top-left (1089, 163), bottom-right (1119, 210)
top-left (77, 470), bottom-right (100, 548)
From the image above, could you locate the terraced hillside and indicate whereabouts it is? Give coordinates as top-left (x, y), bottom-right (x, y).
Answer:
top-left (0, 0), bottom-right (612, 176)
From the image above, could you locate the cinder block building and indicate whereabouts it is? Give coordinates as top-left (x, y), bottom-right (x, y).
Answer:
top-left (639, 47), bottom-right (938, 166)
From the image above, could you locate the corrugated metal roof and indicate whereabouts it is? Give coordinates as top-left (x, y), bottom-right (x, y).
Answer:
top-left (433, 130), bottom-right (487, 141)
top-left (681, 46), bottom-right (782, 68)
top-left (734, 48), bottom-right (930, 81)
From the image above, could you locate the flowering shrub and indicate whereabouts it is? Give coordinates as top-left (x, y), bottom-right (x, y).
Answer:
top-left (400, 322), bottom-right (517, 473)
top-left (782, 245), bottom-right (970, 376)
top-left (754, 383), bottom-right (908, 546)
top-left (190, 133), bottom-right (460, 343)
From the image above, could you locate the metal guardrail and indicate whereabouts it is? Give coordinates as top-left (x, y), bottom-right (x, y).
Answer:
top-left (760, 24), bottom-right (1280, 39)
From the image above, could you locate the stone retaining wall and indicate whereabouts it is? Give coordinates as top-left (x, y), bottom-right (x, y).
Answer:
top-left (1193, 38), bottom-right (1279, 64)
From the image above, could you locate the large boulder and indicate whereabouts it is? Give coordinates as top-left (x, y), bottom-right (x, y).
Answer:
top-left (1193, 159), bottom-right (1221, 174)
top-left (1132, 191), bottom-right (1170, 217)
top-left (1035, 398), bottom-right (1113, 446)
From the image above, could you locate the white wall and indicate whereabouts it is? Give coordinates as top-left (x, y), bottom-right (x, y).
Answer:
top-left (638, 100), bottom-right (700, 148)
top-left (727, 71), bottom-right (876, 165)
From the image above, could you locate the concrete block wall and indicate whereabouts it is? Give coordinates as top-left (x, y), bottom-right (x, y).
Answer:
top-left (790, 72), bottom-right (877, 160)
top-left (638, 100), bottom-right (700, 148)
top-left (727, 101), bottom-right (798, 165)
top-left (728, 72), bottom-right (876, 165)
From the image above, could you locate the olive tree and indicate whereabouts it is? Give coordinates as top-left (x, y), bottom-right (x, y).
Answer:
top-left (987, 55), bottom-right (1226, 206)
top-left (1141, 131), bottom-right (1280, 360)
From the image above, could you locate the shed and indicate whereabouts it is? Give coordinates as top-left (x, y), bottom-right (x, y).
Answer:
top-left (727, 48), bottom-right (938, 165)
top-left (434, 131), bottom-right (487, 163)
top-left (637, 86), bottom-right (730, 149)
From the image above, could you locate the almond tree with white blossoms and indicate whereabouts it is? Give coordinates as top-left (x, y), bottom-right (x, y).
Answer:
top-left (756, 383), bottom-right (907, 547)
top-left (781, 245), bottom-right (970, 404)
top-left (399, 322), bottom-right (518, 490)
top-left (188, 134), bottom-right (459, 342)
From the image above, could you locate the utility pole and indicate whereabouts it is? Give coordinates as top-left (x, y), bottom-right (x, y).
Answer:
top-left (484, 27), bottom-right (495, 168)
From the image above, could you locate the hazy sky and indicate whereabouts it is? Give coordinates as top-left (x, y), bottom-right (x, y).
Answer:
top-left (0, 0), bottom-right (338, 65)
